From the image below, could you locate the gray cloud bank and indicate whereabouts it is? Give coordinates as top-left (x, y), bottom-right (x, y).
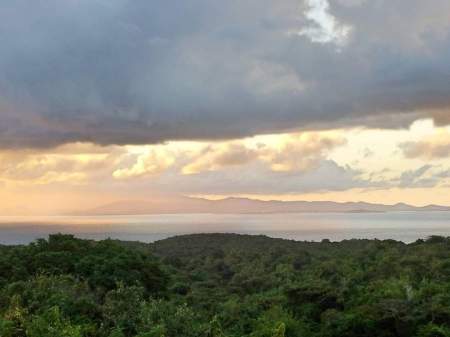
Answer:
top-left (1, 0), bottom-right (450, 148)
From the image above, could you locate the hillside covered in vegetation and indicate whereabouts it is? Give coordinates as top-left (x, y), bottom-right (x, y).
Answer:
top-left (1, 233), bottom-right (450, 337)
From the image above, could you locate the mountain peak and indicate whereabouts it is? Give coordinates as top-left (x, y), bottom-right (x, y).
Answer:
top-left (78, 197), bottom-right (450, 216)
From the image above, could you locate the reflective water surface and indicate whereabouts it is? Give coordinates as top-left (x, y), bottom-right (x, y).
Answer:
top-left (1, 212), bottom-right (450, 244)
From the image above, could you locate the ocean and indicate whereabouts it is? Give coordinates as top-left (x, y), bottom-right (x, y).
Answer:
top-left (1, 211), bottom-right (450, 244)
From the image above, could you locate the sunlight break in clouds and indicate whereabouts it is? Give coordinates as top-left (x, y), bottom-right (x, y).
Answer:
top-left (296, 0), bottom-right (352, 46)
top-left (1, 0), bottom-right (450, 214)
top-left (2, 120), bottom-right (450, 215)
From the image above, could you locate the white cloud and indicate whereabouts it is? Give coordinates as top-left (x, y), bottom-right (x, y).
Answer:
top-left (296, 0), bottom-right (352, 46)
top-left (113, 147), bottom-right (176, 179)
top-left (180, 132), bottom-right (346, 175)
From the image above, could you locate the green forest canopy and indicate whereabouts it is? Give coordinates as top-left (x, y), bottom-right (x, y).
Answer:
top-left (1, 233), bottom-right (450, 337)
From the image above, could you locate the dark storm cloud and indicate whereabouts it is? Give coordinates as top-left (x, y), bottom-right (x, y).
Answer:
top-left (1, 0), bottom-right (450, 148)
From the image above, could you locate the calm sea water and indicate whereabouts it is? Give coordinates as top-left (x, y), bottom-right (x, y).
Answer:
top-left (1, 212), bottom-right (450, 245)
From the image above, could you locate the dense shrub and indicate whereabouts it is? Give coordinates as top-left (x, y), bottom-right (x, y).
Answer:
top-left (2, 233), bottom-right (450, 336)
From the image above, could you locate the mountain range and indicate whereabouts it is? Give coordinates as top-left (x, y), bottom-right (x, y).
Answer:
top-left (79, 197), bottom-right (450, 215)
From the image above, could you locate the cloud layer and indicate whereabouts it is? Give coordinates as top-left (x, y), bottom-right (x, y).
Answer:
top-left (1, 123), bottom-right (450, 214)
top-left (401, 130), bottom-right (450, 159)
top-left (1, 0), bottom-right (450, 148)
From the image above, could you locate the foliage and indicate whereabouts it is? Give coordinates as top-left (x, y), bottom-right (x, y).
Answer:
top-left (2, 233), bottom-right (450, 336)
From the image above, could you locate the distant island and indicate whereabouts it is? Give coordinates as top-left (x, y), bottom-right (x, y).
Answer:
top-left (79, 196), bottom-right (450, 215)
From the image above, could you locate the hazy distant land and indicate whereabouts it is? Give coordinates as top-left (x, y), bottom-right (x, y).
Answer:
top-left (79, 197), bottom-right (450, 215)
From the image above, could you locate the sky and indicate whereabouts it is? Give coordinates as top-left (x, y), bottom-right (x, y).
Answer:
top-left (1, 0), bottom-right (450, 214)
